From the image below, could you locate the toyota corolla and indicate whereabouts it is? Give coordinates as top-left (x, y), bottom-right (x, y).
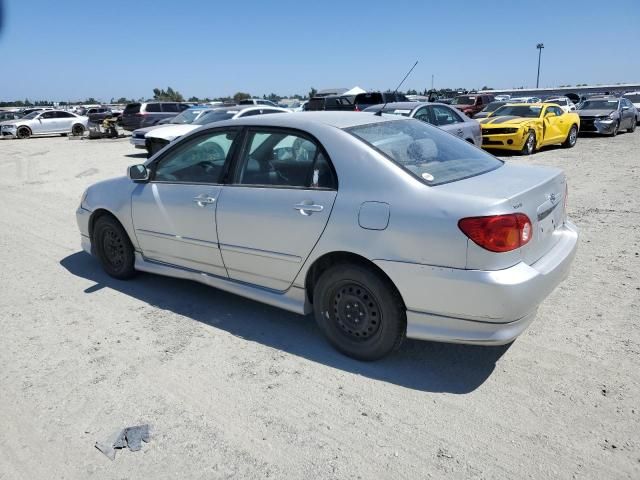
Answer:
top-left (76, 112), bottom-right (578, 360)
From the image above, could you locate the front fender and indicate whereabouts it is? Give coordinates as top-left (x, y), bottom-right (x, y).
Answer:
top-left (83, 176), bottom-right (139, 249)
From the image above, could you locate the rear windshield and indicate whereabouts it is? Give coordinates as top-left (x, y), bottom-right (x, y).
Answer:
top-left (123, 103), bottom-right (141, 114)
top-left (355, 93), bottom-right (383, 105)
top-left (484, 102), bottom-right (505, 112)
top-left (238, 99), bottom-right (254, 105)
top-left (171, 109), bottom-right (206, 124)
top-left (346, 119), bottom-right (502, 186)
top-left (193, 111), bottom-right (235, 125)
top-left (451, 96), bottom-right (476, 105)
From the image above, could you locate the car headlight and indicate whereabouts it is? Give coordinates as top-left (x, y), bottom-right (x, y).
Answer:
top-left (608, 113), bottom-right (617, 120)
top-left (3, 124), bottom-right (15, 129)
top-left (80, 189), bottom-right (89, 209)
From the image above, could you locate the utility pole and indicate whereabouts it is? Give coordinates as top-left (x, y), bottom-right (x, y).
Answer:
top-left (536, 43), bottom-right (544, 88)
top-left (431, 74), bottom-right (434, 90)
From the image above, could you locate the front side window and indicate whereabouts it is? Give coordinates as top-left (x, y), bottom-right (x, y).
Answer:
top-left (153, 130), bottom-right (238, 183)
top-left (346, 119), bottom-right (502, 186)
top-left (235, 130), bottom-right (336, 189)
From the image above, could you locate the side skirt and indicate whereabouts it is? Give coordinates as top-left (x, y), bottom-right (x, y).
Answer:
top-left (134, 253), bottom-right (311, 315)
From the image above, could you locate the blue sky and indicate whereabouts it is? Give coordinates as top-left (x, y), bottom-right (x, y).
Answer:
top-left (0, 0), bottom-right (638, 101)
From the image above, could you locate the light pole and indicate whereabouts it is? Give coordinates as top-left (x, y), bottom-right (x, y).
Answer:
top-left (536, 43), bottom-right (544, 88)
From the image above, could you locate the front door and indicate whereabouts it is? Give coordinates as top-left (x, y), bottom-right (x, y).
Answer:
top-left (542, 105), bottom-right (565, 145)
top-left (131, 128), bottom-right (239, 276)
top-left (216, 128), bottom-right (338, 291)
top-left (33, 111), bottom-right (59, 134)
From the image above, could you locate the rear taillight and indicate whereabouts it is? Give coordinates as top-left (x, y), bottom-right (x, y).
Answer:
top-left (458, 213), bottom-right (532, 253)
top-left (135, 111), bottom-right (147, 116)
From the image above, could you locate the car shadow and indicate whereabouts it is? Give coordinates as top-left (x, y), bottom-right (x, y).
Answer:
top-left (60, 251), bottom-right (511, 394)
top-left (124, 152), bottom-right (148, 159)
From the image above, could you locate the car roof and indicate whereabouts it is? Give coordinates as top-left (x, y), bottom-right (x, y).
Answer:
top-left (364, 101), bottom-right (453, 111)
top-left (202, 111), bottom-right (400, 130)
top-left (208, 105), bottom-right (288, 113)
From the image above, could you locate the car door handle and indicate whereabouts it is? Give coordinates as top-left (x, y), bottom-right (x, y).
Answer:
top-left (193, 194), bottom-right (216, 207)
top-left (294, 202), bottom-right (324, 215)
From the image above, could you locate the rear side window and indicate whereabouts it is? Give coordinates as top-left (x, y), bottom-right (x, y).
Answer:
top-left (124, 103), bottom-right (141, 114)
top-left (238, 99), bottom-right (254, 105)
top-left (235, 130), bottom-right (336, 189)
top-left (346, 119), bottom-right (502, 186)
top-left (355, 93), bottom-right (383, 106)
top-left (146, 103), bottom-right (161, 113)
top-left (163, 103), bottom-right (179, 113)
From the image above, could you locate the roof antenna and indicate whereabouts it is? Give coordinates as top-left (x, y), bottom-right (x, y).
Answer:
top-left (375, 60), bottom-right (418, 116)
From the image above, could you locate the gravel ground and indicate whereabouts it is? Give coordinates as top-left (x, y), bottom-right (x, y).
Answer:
top-left (0, 130), bottom-right (638, 479)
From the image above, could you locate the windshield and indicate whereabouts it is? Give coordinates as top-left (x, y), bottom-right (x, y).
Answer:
top-left (450, 96), bottom-right (475, 105)
top-left (22, 112), bottom-right (40, 119)
top-left (346, 119), bottom-right (502, 186)
top-left (492, 105), bottom-right (542, 118)
top-left (624, 94), bottom-right (640, 103)
top-left (171, 109), bottom-right (206, 124)
top-left (579, 100), bottom-right (619, 110)
top-left (484, 102), bottom-right (505, 112)
top-left (193, 111), bottom-right (236, 125)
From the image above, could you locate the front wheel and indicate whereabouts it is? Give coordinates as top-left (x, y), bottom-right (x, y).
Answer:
top-left (313, 264), bottom-right (406, 361)
top-left (610, 121), bottom-right (619, 137)
top-left (16, 126), bottom-right (31, 139)
top-left (521, 131), bottom-right (536, 155)
top-left (72, 124), bottom-right (85, 136)
top-left (628, 119), bottom-right (636, 133)
top-left (93, 216), bottom-right (136, 279)
top-left (562, 125), bottom-right (578, 148)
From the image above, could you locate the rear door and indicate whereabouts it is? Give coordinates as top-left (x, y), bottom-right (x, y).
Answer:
top-left (216, 128), bottom-right (338, 291)
top-left (131, 128), bottom-right (240, 276)
top-left (56, 111), bottom-right (76, 132)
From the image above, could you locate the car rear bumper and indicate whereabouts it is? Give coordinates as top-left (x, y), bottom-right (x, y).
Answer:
top-left (375, 221), bottom-right (578, 345)
top-left (130, 136), bottom-right (147, 148)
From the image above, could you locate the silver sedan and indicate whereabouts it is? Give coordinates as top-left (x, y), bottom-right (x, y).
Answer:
top-left (76, 112), bottom-right (578, 360)
top-left (363, 102), bottom-right (482, 146)
top-left (1, 109), bottom-right (88, 138)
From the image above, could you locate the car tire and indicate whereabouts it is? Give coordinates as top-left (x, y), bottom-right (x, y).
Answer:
top-left (93, 215), bottom-right (136, 280)
top-left (16, 126), bottom-right (31, 139)
top-left (628, 119), bottom-right (636, 133)
top-left (610, 121), bottom-right (619, 137)
top-left (562, 125), bottom-right (578, 148)
top-left (313, 263), bottom-right (406, 361)
top-left (72, 124), bottom-right (85, 136)
top-left (521, 130), bottom-right (536, 155)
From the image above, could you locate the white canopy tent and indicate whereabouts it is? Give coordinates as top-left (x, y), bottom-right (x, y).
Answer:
top-left (342, 86), bottom-right (367, 96)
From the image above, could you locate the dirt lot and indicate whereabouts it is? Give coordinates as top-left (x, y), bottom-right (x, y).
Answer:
top-left (0, 130), bottom-right (638, 480)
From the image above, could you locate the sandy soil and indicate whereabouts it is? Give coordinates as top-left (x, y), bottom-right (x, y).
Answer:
top-left (0, 130), bottom-right (638, 479)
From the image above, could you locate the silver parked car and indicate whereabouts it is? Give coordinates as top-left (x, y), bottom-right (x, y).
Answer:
top-left (1, 109), bottom-right (88, 138)
top-left (76, 112), bottom-right (578, 360)
top-left (363, 102), bottom-right (482, 146)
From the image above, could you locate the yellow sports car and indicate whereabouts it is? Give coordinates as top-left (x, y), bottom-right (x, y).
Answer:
top-left (479, 103), bottom-right (580, 155)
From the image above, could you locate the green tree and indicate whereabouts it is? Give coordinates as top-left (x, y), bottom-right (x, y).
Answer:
top-left (233, 92), bottom-right (251, 103)
top-left (153, 87), bottom-right (184, 102)
top-left (308, 87), bottom-right (317, 98)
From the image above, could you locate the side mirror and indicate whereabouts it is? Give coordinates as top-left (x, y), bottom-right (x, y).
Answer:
top-left (545, 112), bottom-right (556, 118)
top-left (128, 164), bottom-right (149, 182)
top-left (622, 106), bottom-right (630, 110)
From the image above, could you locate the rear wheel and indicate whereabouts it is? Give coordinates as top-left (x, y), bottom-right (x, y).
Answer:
top-left (93, 215), bottom-right (136, 279)
top-left (16, 126), bottom-right (31, 139)
top-left (521, 131), bottom-right (536, 155)
top-left (313, 263), bottom-right (406, 361)
top-left (562, 125), bottom-right (578, 148)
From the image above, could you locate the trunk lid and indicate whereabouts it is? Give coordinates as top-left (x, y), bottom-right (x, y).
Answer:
top-left (438, 163), bottom-right (567, 266)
